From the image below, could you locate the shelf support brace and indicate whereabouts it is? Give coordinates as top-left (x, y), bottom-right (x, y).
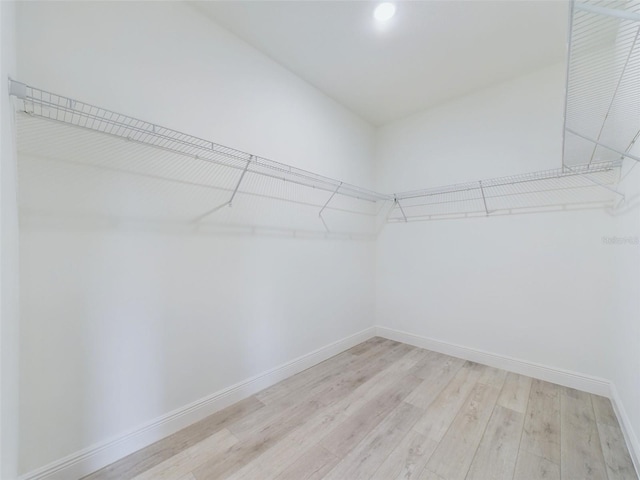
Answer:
top-left (192, 156), bottom-right (252, 223)
top-left (479, 181), bottom-right (490, 216)
top-left (622, 129), bottom-right (640, 169)
top-left (319, 182), bottom-right (342, 232)
top-left (566, 128), bottom-right (640, 163)
top-left (377, 198), bottom-right (397, 233)
top-left (395, 196), bottom-right (408, 223)
top-left (228, 156), bottom-right (252, 207)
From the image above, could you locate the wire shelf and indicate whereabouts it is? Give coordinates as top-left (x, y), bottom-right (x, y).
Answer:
top-left (563, 0), bottom-right (640, 167)
top-left (390, 162), bottom-right (621, 222)
top-left (10, 81), bottom-right (388, 205)
top-left (10, 80), bottom-right (625, 229)
top-left (15, 113), bottom-right (389, 239)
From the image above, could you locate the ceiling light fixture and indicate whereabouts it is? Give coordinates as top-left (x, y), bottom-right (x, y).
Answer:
top-left (374, 2), bottom-right (396, 22)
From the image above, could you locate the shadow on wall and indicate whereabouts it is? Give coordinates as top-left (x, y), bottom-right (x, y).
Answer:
top-left (17, 113), bottom-right (388, 241)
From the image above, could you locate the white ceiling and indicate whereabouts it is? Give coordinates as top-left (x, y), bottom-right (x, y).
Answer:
top-left (192, 1), bottom-right (569, 126)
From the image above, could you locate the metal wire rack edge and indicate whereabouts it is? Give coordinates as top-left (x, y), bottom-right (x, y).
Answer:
top-left (393, 161), bottom-right (621, 201)
top-left (8, 79), bottom-right (625, 212)
top-left (9, 80), bottom-right (388, 205)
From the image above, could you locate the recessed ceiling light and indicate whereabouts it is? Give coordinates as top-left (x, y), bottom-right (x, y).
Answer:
top-left (374, 3), bottom-right (396, 22)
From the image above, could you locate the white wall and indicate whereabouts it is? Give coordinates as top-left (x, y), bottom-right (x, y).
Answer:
top-left (375, 62), bottom-right (639, 459)
top-left (16, 1), bottom-right (374, 187)
top-left (376, 63), bottom-right (617, 381)
top-left (19, 230), bottom-right (375, 474)
top-left (1, 1), bottom-right (20, 478)
top-left (606, 155), bottom-right (640, 463)
top-left (375, 64), bottom-right (564, 193)
top-left (16, 1), bottom-right (376, 475)
top-left (15, 1), bottom-right (640, 476)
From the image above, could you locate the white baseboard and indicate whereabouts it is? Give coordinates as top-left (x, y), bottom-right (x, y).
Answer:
top-left (375, 326), bottom-right (611, 396)
top-left (19, 327), bottom-right (376, 480)
top-left (609, 383), bottom-right (640, 478)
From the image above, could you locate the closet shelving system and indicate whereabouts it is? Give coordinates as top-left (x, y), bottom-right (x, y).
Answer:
top-left (12, 83), bottom-right (391, 239)
top-left (10, 0), bottom-right (639, 236)
top-left (563, 0), bottom-right (640, 170)
top-left (390, 0), bottom-right (640, 223)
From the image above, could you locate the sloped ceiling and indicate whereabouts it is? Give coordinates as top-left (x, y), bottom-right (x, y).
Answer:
top-left (192, 1), bottom-right (569, 126)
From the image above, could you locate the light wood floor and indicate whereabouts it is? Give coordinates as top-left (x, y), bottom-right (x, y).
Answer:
top-left (83, 338), bottom-right (637, 480)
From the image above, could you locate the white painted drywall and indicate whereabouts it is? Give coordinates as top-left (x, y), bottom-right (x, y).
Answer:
top-left (375, 62), bottom-right (638, 452)
top-left (1, 1), bottom-right (20, 478)
top-left (375, 64), bottom-right (565, 193)
top-left (16, 1), bottom-right (376, 474)
top-left (375, 63), bottom-right (617, 381)
top-left (20, 230), bottom-right (375, 474)
top-left (15, 1), bottom-right (640, 476)
top-left (606, 154), bottom-right (640, 461)
top-left (16, 1), bottom-right (374, 187)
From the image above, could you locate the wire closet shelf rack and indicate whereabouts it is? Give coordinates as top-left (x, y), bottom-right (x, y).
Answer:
top-left (10, 79), bottom-right (626, 232)
top-left (11, 81), bottom-right (396, 238)
top-left (389, 162), bottom-right (621, 223)
top-left (9, 81), bottom-right (387, 205)
top-left (563, 0), bottom-right (640, 168)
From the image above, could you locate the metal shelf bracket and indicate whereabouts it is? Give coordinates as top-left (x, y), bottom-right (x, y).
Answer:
top-left (318, 181), bottom-right (342, 232)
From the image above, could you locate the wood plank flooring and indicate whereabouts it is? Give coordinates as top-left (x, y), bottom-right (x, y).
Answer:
top-left (83, 338), bottom-right (637, 480)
